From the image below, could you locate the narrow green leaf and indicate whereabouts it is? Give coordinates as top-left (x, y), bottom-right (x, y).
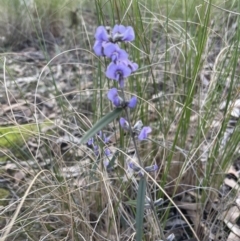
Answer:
top-left (80, 108), bottom-right (123, 144)
top-left (136, 177), bottom-right (146, 241)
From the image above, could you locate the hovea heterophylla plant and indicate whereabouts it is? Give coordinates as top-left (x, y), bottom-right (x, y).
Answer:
top-left (80, 24), bottom-right (162, 240)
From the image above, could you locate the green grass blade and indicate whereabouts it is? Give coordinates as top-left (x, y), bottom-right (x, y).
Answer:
top-left (80, 108), bottom-right (123, 144)
top-left (136, 177), bottom-right (146, 241)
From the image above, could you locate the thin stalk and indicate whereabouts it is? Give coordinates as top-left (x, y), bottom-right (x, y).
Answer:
top-left (120, 87), bottom-right (165, 240)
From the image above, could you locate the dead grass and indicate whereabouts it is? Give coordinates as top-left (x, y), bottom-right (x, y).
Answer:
top-left (0, 0), bottom-right (82, 51)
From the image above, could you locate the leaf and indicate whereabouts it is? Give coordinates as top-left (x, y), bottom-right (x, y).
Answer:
top-left (80, 108), bottom-right (122, 144)
top-left (136, 177), bottom-right (146, 241)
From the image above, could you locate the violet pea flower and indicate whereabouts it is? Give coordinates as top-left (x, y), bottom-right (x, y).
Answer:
top-left (112, 25), bottom-right (135, 42)
top-left (119, 117), bottom-right (129, 130)
top-left (103, 43), bottom-right (129, 62)
top-left (121, 58), bottom-right (138, 72)
top-left (107, 88), bottom-right (122, 107)
top-left (93, 145), bottom-right (99, 156)
top-left (128, 162), bottom-right (141, 172)
top-left (97, 131), bottom-right (110, 144)
top-left (144, 164), bottom-right (158, 172)
top-left (127, 96), bottom-right (137, 109)
top-left (103, 148), bottom-right (116, 172)
top-left (87, 137), bottom-right (94, 146)
top-left (104, 148), bottom-right (111, 156)
top-left (138, 126), bottom-right (152, 140)
top-left (106, 62), bottom-right (132, 88)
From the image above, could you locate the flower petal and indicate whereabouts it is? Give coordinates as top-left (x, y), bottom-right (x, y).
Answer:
top-left (107, 88), bottom-right (118, 101)
top-left (122, 59), bottom-right (138, 72)
top-left (95, 26), bottom-right (109, 41)
top-left (112, 25), bottom-right (135, 42)
top-left (112, 24), bottom-right (125, 35)
top-left (119, 117), bottom-right (129, 130)
top-left (107, 88), bottom-right (121, 107)
top-left (144, 164), bottom-right (158, 172)
top-left (87, 137), bottom-right (94, 146)
top-left (104, 135), bottom-right (110, 144)
top-left (119, 62), bottom-right (132, 78)
top-left (122, 26), bottom-right (135, 41)
top-left (128, 96), bottom-right (137, 108)
top-left (93, 40), bottom-right (104, 56)
top-left (130, 62), bottom-right (138, 72)
top-left (104, 148), bottom-right (111, 156)
top-left (111, 48), bottom-right (129, 62)
top-left (103, 43), bottom-right (118, 58)
top-left (106, 62), bottom-right (131, 81)
top-left (117, 49), bottom-right (129, 60)
top-left (94, 145), bottom-right (99, 156)
top-left (129, 162), bottom-right (141, 172)
top-left (106, 62), bottom-right (118, 79)
top-left (138, 126), bottom-right (152, 140)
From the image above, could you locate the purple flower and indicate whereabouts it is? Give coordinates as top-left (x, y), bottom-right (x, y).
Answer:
top-left (127, 96), bottom-right (137, 108)
top-left (103, 148), bottom-right (116, 171)
top-left (120, 119), bottom-right (151, 140)
top-left (121, 58), bottom-right (138, 72)
top-left (93, 26), bottom-right (110, 56)
top-left (87, 137), bottom-right (99, 155)
top-left (138, 126), bottom-right (152, 140)
top-left (119, 117), bottom-right (129, 130)
top-left (87, 137), bottom-right (94, 146)
top-left (93, 41), bottom-right (105, 56)
top-left (112, 25), bottom-right (135, 42)
top-left (128, 162), bottom-right (141, 172)
top-left (107, 88), bottom-right (122, 107)
top-left (93, 25), bottom-right (135, 57)
top-left (104, 136), bottom-right (110, 144)
top-left (104, 148), bottom-right (111, 156)
top-left (97, 131), bottom-right (110, 144)
top-left (144, 164), bottom-right (158, 172)
top-left (106, 62), bottom-right (132, 88)
top-left (103, 43), bottom-right (128, 62)
top-left (93, 145), bottom-right (99, 156)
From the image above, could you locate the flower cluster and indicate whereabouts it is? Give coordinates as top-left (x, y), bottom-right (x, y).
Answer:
top-left (93, 25), bottom-right (138, 88)
top-left (87, 131), bottom-right (110, 156)
top-left (92, 24), bottom-right (155, 171)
